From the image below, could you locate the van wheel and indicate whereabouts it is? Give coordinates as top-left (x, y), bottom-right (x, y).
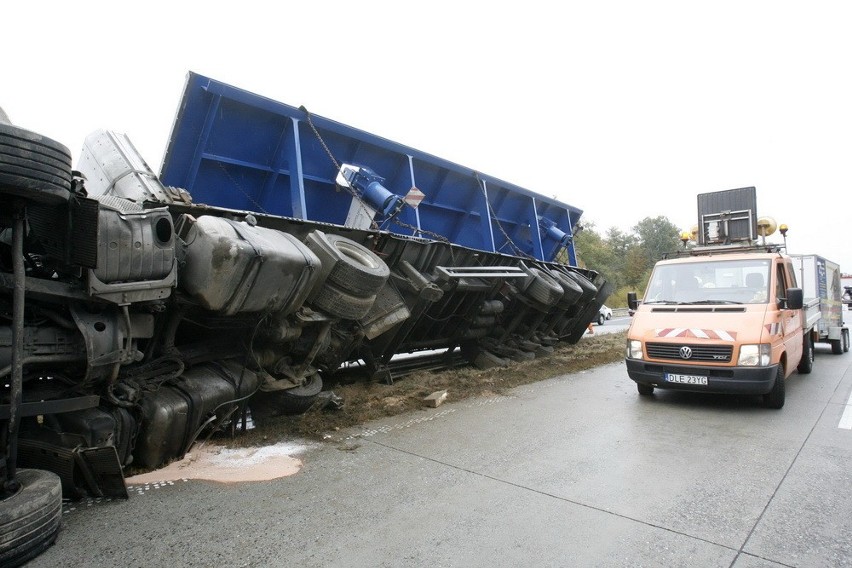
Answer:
top-left (597, 313), bottom-right (605, 326)
top-left (797, 335), bottom-right (813, 374)
top-left (763, 365), bottom-right (785, 409)
top-left (844, 330), bottom-right (850, 353)
top-left (831, 339), bottom-right (843, 355)
top-left (637, 383), bottom-right (654, 396)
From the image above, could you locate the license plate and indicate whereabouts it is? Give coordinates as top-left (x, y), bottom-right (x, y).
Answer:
top-left (665, 373), bottom-right (708, 385)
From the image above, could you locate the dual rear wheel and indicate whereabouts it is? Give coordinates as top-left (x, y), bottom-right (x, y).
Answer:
top-left (305, 231), bottom-right (390, 320)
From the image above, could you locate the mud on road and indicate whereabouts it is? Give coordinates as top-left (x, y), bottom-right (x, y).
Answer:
top-left (233, 331), bottom-right (626, 446)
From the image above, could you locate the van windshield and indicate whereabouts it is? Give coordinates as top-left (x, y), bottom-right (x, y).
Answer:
top-left (644, 258), bottom-right (772, 305)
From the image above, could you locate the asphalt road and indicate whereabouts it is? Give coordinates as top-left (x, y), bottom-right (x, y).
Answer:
top-left (594, 314), bottom-right (632, 334)
top-left (30, 337), bottom-right (852, 567)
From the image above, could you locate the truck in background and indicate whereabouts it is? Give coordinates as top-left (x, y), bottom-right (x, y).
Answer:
top-left (790, 255), bottom-right (849, 354)
top-left (842, 273), bottom-right (852, 311)
top-left (626, 187), bottom-right (822, 409)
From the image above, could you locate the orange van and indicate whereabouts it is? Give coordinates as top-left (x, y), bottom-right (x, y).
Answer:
top-left (625, 248), bottom-right (819, 408)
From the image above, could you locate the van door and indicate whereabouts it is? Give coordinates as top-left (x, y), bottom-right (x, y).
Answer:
top-left (776, 260), bottom-right (803, 374)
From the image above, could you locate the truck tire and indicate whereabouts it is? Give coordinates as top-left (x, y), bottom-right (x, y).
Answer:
top-left (763, 365), bottom-right (785, 409)
top-left (523, 268), bottom-right (564, 307)
top-left (637, 383), bottom-right (654, 396)
top-left (306, 232), bottom-right (389, 297)
top-left (549, 270), bottom-right (583, 308)
top-left (0, 469), bottom-right (62, 567)
top-left (560, 269), bottom-right (598, 304)
top-left (312, 282), bottom-right (376, 320)
top-left (844, 330), bottom-right (850, 353)
top-left (0, 123), bottom-right (73, 205)
top-left (831, 339), bottom-right (843, 355)
top-left (277, 372), bottom-right (323, 415)
top-left (797, 335), bottom-right (814, 374)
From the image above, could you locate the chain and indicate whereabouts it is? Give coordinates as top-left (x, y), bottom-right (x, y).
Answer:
top-left (475, 173), bottom-right (535, 260)
top-left (390, 216), bottom-right (456, 264)
top-left (300, 105), bottom-right (340, 171)
top-left (300, 106), bottom-right (379, 230)
top-left (390, 217), bottom-right (451, 245)
top-left (216, 162), bottom-right (269, 214)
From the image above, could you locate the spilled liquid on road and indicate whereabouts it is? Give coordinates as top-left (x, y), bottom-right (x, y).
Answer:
top-left (125, 442), bottom-right (309, 485)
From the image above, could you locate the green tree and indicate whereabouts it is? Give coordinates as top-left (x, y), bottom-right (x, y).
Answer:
top-left (633, 216), bottom-right (681, 267)
top-left (605, 227), bottom-right (637, 258)
top-left (624, 246), bottom-right (650, 289)
top-left (571, 216), bottom-right (682, 306)
top-left (574, 224), bottom-right (616, 276)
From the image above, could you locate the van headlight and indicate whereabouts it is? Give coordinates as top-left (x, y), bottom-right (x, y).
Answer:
top-left (738, 344), bottom-right (770, 366)
top-left (627, 339), bottom-right (643, 359)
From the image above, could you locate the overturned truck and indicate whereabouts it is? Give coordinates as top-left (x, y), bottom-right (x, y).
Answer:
top-left (0, 74), bottom-right (609, 518)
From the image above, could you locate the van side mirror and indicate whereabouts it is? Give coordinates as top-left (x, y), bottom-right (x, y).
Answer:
top-left (627, 292), bottom-right (638, 310)
top-left (783, 287), bottom-right (803, 310)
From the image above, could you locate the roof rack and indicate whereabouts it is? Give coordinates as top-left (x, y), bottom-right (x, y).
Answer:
top-left (662, 242), bottom-right (784, 259)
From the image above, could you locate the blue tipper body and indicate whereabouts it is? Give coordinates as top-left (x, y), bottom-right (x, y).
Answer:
top-left (159, 72), bottom-right (582, 264)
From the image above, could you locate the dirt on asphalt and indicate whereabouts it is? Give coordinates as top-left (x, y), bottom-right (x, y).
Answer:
top-left (230, 331), bottom-right (627, 447)
top-left (122, 331), bottom-right (626, 480)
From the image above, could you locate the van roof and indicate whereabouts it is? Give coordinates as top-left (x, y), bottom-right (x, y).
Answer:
top-left (657, 251), bottom-right (782, 265)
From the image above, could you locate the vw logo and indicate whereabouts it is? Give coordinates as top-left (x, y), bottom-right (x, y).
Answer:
top-left (679, 346), bottom-right (693, 359)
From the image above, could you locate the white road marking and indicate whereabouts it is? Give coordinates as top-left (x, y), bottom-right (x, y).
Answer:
top-left (838, 389), bottom-right (852, 429)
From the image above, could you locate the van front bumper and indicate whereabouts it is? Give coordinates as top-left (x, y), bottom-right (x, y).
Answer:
top-left (625, 359), bottom-right (778, 395)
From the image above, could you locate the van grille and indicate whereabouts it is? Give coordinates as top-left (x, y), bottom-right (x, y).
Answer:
top-left (646, 342), bottom-right (733, 363)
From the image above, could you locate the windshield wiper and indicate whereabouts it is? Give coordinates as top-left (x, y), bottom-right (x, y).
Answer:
top-left (643, 300), bottom-right (681, 305)
top-left (687, 300), bottom-right (743, 305)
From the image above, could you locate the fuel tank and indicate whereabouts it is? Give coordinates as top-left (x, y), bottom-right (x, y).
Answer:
top-left (179, 215), bottom-right (322, 315)
top-left (134, 360), bottom-right (260, 469)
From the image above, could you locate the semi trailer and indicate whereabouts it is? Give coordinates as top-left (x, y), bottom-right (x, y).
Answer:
top-left (0, 73), bottom-right (610, 564)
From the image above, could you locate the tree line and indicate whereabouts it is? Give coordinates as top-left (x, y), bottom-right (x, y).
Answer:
top-left (572, 216), bottom-right (682, 307)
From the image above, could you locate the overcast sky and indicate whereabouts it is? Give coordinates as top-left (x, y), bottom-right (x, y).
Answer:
top-left (5, 1), bottom-right (851, 275)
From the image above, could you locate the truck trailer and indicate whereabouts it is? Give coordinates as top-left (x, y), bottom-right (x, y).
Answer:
top-left (0, 74), bottom-right (610, 565)
top-left (790, 254), bottom-right (849, 354)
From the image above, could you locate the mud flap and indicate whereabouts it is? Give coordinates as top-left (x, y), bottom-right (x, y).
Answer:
top-left (18, 441), bottom-right (127, 500)
top-left (76, 447), bottom-right (128, 499)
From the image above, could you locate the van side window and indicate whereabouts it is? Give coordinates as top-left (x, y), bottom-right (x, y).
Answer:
top-left (785, 261), bottom-right (798, 288)
top-left (776, 264), bottom-right (787, 304)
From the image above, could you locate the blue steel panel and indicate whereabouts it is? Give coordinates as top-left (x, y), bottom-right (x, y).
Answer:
top-left (161, 72), bottom-right (583, 263)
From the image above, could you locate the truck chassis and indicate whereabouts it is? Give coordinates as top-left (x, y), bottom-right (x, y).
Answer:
top-left (0, 112), bottom-right (609, 562)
